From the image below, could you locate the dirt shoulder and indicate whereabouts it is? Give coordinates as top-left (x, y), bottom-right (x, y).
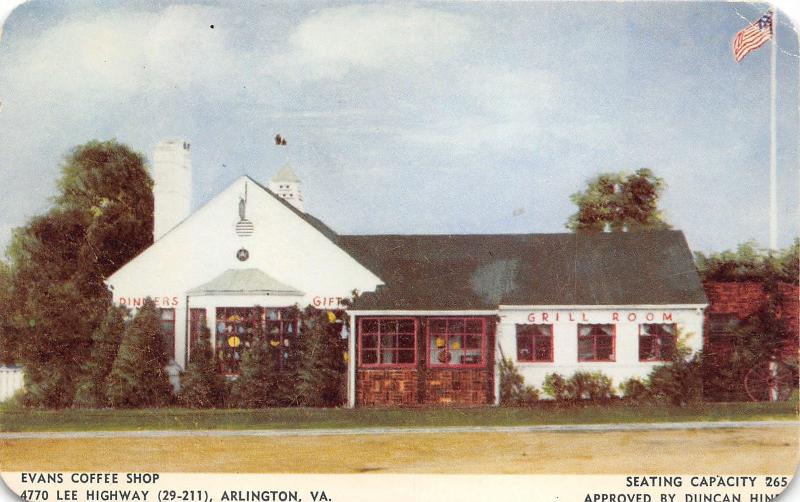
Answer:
top-left (1, 426), bottom-right (797, 474)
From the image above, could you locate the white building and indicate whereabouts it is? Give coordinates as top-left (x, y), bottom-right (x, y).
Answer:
top-left (106, 143), bottom-right (707, 406)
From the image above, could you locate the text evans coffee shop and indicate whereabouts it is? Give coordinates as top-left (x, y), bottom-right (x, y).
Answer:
top-left (107, 141), bottom-right (707, 407)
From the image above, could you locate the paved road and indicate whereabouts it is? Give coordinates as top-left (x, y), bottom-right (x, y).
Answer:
top-left (1, 420), bottom-right (797, 440)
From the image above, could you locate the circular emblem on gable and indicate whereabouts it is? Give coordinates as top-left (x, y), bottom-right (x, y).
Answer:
top-left (236, 248), bottom-right (250, 261)
top-left (236, 219), bottom-right (254, 237)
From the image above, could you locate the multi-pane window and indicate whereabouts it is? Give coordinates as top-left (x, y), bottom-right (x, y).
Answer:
top-left (428, 318), bottom-right (486, 367)
top-left (578, 324), bottom-right (615, 362)
top-left (639, 323), bottom-right (677, 361)
top-left (359, 318), bottom-right (416, 366)
top-left (516, 324), bottom-right (553, 362)
top-left (215, 307), bottom-right (297, 375)
top-left (158, 308), bottom-right (176, 361)
top-left (188, 308), bottom-right (207, 361)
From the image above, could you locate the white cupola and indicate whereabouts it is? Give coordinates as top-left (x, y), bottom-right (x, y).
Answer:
top-left (268, 165), bottom-right (304, 212)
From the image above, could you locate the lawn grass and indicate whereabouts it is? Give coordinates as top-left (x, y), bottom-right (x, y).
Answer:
top-left (1, 400), bottom-right (797, 432)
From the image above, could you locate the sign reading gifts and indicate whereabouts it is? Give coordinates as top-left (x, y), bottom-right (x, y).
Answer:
top-left (527, 311), bottom-right (674, 323)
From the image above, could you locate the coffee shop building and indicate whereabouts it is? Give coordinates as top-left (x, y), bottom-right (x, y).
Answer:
top-left (106, 141), bottom-right (708, 407)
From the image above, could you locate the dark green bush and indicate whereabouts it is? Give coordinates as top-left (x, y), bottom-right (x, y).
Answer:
top-left (542, 373), bottom-right (570, 401)
top-left (544, 371), bottom-right (615, 403)
top-left (569, 371), bottom-right (614, 402)
top-left (620, 377), bottom-right (649, 402)
top-left (179, 324), bottom-right (226, 408)
top-left (499, 357), bottom-right (539, 406)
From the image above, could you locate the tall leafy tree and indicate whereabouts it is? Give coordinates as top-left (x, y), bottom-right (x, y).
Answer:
top-left (73, 305), bottom-right (127, 407)
top-left (694, 239), bottom-right (799, 285)
top-left (0, 262), bottom-right (17, 365)
top-left (566, 168), bottom-right (670, 232)
top-left (5, 140), bottom-right (153, 407)
top-left (295, 308), bottom-right (347, 407)
top-left (178, 324), bottom-right (226, 408)
top-left (105, 298), bottom-right (172, 407)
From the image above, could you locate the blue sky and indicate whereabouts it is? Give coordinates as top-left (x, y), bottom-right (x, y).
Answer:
top-left (0, 1), bottom-right (798, 254)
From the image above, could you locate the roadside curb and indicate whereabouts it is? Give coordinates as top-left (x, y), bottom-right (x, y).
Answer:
top-left (1, 420), bottom-right (797, 440)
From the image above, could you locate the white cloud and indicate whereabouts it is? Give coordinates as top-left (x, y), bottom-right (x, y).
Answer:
top-left (273, 4), bottom-right (472, 80)
top-left (3, 5), bottom-right (235, 98)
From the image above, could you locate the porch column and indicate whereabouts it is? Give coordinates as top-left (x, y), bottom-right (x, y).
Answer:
top-left (347, 314), bottom-right (356, 408)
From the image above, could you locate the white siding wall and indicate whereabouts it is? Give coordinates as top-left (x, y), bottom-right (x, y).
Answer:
top-left (107, 176), bottom-right (383, 369)
top-left (495, 306), bottom-right (704, 401)
top-left (0, 366), bottom-right (24, 402)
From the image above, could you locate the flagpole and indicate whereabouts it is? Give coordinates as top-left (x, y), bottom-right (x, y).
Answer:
top-left (769, 7), bottom-right (778, 251)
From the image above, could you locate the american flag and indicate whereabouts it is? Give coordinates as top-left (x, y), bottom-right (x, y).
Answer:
top-left (733, 11), bottom-right (773, 63)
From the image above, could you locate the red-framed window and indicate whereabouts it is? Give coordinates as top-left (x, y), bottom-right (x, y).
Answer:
top-left (359, 318), bottom-right (417, 367)
top-left (639, 323), bottom-right (677, 361)
top-left (427, 317), bottom-right (486, 367)
top-left (158, 308), bottom-right (176, 361)
top-left (188, 308), bottom-right (207, 361)
top-left (516, 324), bottom-right (553, 362)
top-left (577, 324), bottom-right (615, 362)
top-left (215, 307), bottom-right (297, 375)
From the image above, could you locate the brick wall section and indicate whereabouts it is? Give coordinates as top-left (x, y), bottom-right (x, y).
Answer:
top-left (356, 316), bottom-right (497, 407)
top-left (704, 282), bottom-right (769, 317)
top-left (424, 368), bottom-right (492, 405)
top-left (703, 281), bottom-right (799, 357)
top-left (356, 369), bottom-right (417, 406)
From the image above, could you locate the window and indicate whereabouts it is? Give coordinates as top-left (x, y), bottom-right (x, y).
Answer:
top-left (639, 323), bottom-right (676, 361)
top-left (159, 308), bottom-right (176, 361)
top-left (359, 318), bottom-right (416, 367)
top-left (516, 324), bottom-right (553, 362)
top-left (215, 307), bottom-right (297, 375)
top-left (427, 318), bottom-right (486, 367)
top-left (188, 308), bottom-right (207, 361)
top-left (578, 324), bottom-right (615, 362)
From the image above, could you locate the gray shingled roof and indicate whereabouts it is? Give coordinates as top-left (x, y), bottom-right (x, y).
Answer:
top-left (188, 268), bottom-right (304, 296)
top-left (339, 231), bottom-right (707, 310)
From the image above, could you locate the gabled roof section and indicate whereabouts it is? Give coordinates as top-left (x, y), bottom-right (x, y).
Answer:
top-left (340, 230), bottom-right (708, 310)
top-left (272, 165), bottom-right (301, 183)
top-left (246, 176), bottom-right (340, 244)
top-left (187, 268), bottom-right (304, 296)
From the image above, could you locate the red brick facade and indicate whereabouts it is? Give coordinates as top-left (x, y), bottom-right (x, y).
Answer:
top-left (703, 281), bottom-right (799, 358)
top-left (356, 316), bottom-right (496, 407)
top-left (424, 368), bottom-right (492, 405)
top-left (356, 369), bottom-right (417, 406)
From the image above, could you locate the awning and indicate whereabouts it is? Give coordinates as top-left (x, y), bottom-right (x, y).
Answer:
top-left (187, 268), bottom-right (304, 297)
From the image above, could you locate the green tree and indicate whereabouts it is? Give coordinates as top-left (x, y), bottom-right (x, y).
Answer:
top-left (105, 298), bottom-right (172, 407)
top-left (229, 333), bottom-right (283, 408)
top-left (295, 308), bottom-right (347, 407)
top-left (73, 305), bottom-right (127, 407)
top-left (694, 239), bottom-right (799, 285)
top-left (0, 262), bottom-right (18, 365)
top-left (567, 168), bottom-right (671, 232)
top-left (179, 324), bottom-right (226, 408)
top-left (9, 208), bottom-right (104, 407)
top-left (5, 140), bottom-right (153, 407)
top-left (56, 140), bottom-right (154, 278)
